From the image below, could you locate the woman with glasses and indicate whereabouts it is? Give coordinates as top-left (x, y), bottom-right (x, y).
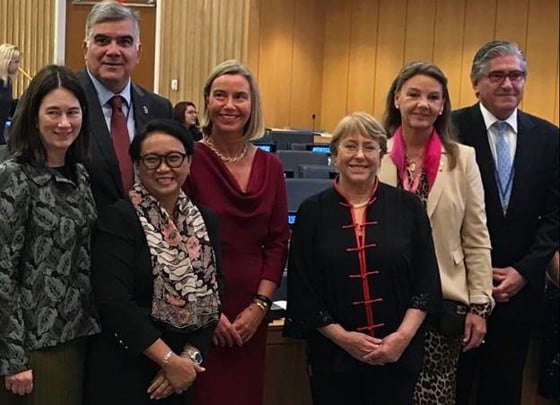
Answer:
top-left (85, 119), bottom-right (223, 405)
top-left (378, 61), bottom-right (494, 404)
top-left (284, 112), bottom-right (441, 405)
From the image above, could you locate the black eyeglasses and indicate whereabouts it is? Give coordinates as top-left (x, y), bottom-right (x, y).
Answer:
top-left (486, 70), bottom-right (526, 84)
top-left (139, 152), bottom-right (187, 170)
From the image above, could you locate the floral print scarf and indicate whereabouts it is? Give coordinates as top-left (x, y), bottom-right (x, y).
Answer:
top-left (129, 183), bottom-right (220, 332)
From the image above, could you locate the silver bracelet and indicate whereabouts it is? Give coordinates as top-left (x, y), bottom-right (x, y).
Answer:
top-left (162, 350), bottom-right (173, 367)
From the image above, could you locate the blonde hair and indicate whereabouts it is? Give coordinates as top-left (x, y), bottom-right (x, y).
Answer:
top-left (330, 112), bottom-right (388, 159)
top-left (0, 44), bottom-right (20, 84)
top-left (201, 59), bottom-right (265, 141)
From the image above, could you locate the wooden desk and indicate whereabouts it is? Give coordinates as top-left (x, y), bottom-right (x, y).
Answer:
top-left (264, 320), bottom-right (312, 405)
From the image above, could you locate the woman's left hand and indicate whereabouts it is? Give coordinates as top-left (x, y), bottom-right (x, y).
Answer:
top-left (147, 369), bottom-right (174, 400)
top-left (362, 331), bottom-right (408, 365)
top-left (232, 303), bottom-right (267, 344)
top-left (462, 312), bottom-right (486, 352)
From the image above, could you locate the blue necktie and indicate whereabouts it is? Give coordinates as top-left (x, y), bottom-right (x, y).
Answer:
top-left (494, 121), bottom-right (513, 211)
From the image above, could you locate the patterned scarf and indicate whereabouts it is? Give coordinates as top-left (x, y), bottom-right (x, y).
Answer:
top-left (129, 183), bottom-right (220, 332)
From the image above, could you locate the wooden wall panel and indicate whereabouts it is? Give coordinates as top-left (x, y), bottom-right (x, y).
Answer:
top-left (158, 0), bottom-right (249, 113)
top-left (371, 0), bottom-right (407, 120)
top-left (0, 0), bottom-right (55, 97)
top-left (319, 0), bottom-right (353, 132)
top-left (495, 0), bottom-right (529, 49)
top-left (403, 0), bottom-right (436, 63)
top-left (432, 0), bottom-right (466, 112)
top-left (346, 0), bottom-right (379, 119)
top-left (523, 0), bottom-right (559, 121)
top-left (256, 0), bottom-right (296, 128)
top-left (289, 1), bottom-right (325, 130)
top-left (458, 0), bottom-right (497, 108)
top-left (219, 0), bottom-right (326, 130)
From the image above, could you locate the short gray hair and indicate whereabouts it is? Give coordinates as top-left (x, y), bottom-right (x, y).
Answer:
top-left (470, 40), bottom-right (527, 82)
top-left (330, 112), bottom-right (388, 159)
top-left (201, 60), bottom-right (265, 141)
top-left (85, 1), bottom-right (140, 43)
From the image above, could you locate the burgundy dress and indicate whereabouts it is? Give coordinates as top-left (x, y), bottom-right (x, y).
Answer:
top-left (184, 142), bottom-right (290, 405)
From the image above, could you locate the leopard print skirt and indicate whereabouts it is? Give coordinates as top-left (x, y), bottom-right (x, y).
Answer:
top-left (413, 324), bottom-right (462, 405)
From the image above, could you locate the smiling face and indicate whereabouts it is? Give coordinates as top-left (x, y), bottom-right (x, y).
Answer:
top-left (333, 132), bottom-right (382, 189)
top-left (394, 74), bottom-right (444, 134)
top-left (137, 132), bottom-right (191, 205)
top-left (37, 87), bottom-right (83, 165)
top-left (82, 18), bottom-right (142, 94)
top-left (207, 74), bottom-right (251, 138)
top-left (473, 54), bottom-right (525, 120)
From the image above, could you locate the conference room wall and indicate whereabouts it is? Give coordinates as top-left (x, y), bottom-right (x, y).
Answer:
top-left (2, 0), bottom-right (558, 130)
top-left (0, 0), bottom-right (56, 97)
top-left (316, 0), bottom-right (559, 132)
top-left (158, 0), bottom-right (250, 117)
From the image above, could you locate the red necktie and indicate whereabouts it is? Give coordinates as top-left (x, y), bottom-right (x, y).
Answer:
top-left (109, 95), bottom-right (133, 191)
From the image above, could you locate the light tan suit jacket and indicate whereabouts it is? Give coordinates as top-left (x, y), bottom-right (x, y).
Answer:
top-left (378, 140), bottom-right (493, 306)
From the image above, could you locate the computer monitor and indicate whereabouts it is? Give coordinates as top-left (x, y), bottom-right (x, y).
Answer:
top-left (306, 144), bottom-right (331, 155)
top-left (268, 130), bottom-right (314, 150)
top-left (254, 143), bottom-right (277, 153)
top-left (288, 212), bottom-right (297, 228)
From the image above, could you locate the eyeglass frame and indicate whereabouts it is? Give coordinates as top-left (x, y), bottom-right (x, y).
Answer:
top-left (485, 70), bottom-right (526, 84)
top-left (138, 152), bottom-right (188, 170)
top-left (338, 142), bottom-right (382, 156)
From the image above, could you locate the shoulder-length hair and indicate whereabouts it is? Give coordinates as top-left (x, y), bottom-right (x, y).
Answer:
top-left (201, 59), bottom-right (265, 141)
top-left (382, 61), bottom-right (458, 169)
top-left (173, 101), bottom-right (196, 125)
top-left (9, 65), bottom-right (90, 166)
top-left (0, 43), bottom-right (20, 84)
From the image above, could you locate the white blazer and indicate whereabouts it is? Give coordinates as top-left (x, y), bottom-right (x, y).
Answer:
top-left (378, 140), bottom-right (494, 306)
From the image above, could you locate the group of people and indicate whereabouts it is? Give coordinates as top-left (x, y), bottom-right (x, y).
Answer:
top-left (284, 41), bottom-right (558, 405)
top-left (0, 2), bottom-right (288, 405)
top-left (0, 1), bottom-right (557, 405)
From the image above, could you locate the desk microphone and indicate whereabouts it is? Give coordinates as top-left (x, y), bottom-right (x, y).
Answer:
top-left (312, 114), bottom-right (316, 133)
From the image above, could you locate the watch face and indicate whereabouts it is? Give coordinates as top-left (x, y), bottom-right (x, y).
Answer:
top-left (188, 349), bottom-right (203, 365)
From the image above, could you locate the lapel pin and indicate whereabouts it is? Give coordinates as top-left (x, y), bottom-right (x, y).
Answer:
top-left (142, 105), bottom-right (149, 115)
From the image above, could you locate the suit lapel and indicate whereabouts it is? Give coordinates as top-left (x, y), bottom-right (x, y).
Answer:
top-left (426, 150), bottom-right (446, 219)
top-left (131, 83), bottom-right (149, 135)
top-left (465, 105), bottom-right (504, 219)
top-left (507, 111), bottom-right (535, 215)
top-left (77, 70), bottom-right (124, 195)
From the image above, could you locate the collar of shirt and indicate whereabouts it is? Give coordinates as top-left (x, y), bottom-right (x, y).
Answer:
top-left (86, 68), bottom-right (132, 109)
top-left (479, 103), bottom-right (518, 134)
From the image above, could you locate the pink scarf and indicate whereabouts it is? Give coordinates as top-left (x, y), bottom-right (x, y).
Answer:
top-left (389, 126), bottom-right (442, 191)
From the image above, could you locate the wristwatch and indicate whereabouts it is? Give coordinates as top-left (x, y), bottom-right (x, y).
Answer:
top-left (183, 346), bottom-right (203, 365)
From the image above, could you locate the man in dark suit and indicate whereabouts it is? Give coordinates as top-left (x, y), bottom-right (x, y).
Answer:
top-left (78, 1), bottom-right (172, 210)
top-left (453, 40), bottom-right (559, 405)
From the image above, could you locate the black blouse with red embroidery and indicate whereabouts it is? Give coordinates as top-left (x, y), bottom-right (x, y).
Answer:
top-left (283, 181), bottom-right (441, 373)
